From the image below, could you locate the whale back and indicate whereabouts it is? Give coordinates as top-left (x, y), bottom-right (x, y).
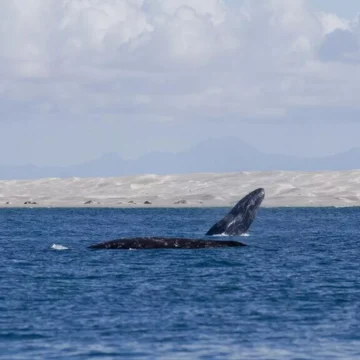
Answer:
top-left (205, 188), bottom-right (265, 236)
top-left (89, 237), bottom-right (246, 249)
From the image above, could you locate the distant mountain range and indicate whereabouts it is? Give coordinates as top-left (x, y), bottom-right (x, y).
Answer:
top-left (1, 137), bottom-right (360, 180)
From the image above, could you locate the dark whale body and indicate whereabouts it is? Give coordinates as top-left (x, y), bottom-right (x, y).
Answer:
top-left (88, 188), bottom-right (265, 250)
top-left (89, 237), bottom-right (246, 250)
top-left (206, 188), bottom-right (265, 236)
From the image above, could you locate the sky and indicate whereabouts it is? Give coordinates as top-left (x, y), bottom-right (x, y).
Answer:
top-left (311, 0), bottom-right (359, 18)
top-left (1, 0), bottom-right (360, 166)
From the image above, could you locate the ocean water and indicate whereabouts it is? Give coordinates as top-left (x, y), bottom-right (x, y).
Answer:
top-left (0, 207), bottom-right (360, 360)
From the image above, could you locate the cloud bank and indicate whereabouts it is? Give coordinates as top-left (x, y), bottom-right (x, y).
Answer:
top-left (0, 0), bottom-right (359, 164)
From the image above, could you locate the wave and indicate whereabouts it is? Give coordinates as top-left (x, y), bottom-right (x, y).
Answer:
top-left (50, 244), bottom-right (69, 251)
top-left (211, 233), bottom-right (249, 237)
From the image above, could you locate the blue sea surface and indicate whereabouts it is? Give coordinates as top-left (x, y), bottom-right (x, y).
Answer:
top-left (0, 207), bottom-right (360, 359)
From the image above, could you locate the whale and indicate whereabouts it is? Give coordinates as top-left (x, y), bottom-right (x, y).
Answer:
top-left (206, 187), bottom-right (265, 236)
top-left (88, 188), bottom-right (265, 250)
top-left (89, 237), bottom-right (246, 249)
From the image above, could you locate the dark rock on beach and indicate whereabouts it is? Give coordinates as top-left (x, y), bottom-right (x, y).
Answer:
top-left (174, 200), bottom-right (187, 204)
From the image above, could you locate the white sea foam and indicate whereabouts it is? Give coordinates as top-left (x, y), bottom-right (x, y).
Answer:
top-left (210, 233), bottom-right (249, 237)
top-left (51, 244), bottom-right (69, 251)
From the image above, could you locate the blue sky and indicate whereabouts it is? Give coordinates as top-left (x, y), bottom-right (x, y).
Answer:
top-left (1, 0), bottom-right (360, 166)
top-left (226, 0), bottom-right (359, 18)
top-left (311, 0), bottom-right (359, 18)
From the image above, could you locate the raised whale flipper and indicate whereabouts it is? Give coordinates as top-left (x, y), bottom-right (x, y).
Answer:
top-left (206, 188), bottom-right (265, 236)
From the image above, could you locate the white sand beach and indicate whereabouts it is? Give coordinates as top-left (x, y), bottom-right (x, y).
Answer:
top-left (1, 171), bottom-right (360, 208)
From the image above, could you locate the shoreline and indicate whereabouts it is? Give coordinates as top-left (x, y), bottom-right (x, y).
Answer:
top-left (0, 205), bottom-right (360, 211)
top-left (1, 170), bottom-right (360, 208)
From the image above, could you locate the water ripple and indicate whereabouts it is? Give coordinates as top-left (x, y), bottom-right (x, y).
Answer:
top-left (0, 207), bottom-right (360, 359)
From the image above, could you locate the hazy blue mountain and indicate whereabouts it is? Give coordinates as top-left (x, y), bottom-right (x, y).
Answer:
top-left (1, 137), bottom-right (359, 180)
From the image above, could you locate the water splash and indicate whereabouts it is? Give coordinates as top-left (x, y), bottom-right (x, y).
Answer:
top-left (50, 244), bottom-right (69, 251)
top-left (211, 233), bottom-right (249, 237)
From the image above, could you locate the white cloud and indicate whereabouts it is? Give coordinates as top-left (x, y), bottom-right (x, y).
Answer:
top-left (318, 12), bottom-right (349, 34)
top-left (1, 1), bottom-right (359, 114)
top-left (1, 0), bottom-right (360, 163)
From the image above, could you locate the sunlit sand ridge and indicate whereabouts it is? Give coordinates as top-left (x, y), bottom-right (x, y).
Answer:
top-left (0, 171), bottom-right (360, 207)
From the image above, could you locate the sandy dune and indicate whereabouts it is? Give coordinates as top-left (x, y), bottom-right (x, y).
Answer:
top-left (1, 171), bottom-right (360, 208)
